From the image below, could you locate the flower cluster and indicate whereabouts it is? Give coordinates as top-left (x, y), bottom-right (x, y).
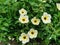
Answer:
top-left (19, 8), bottom-right (52, 25)
top-left (0, 0), bottom-right (60, 45)
top-left (19, 28), bottom-right (38, 44)
top-left (19, 8), bottom-right (29, 24)
top-left (7, 3), bottom-right (60, 44)
top-left (18, 8), bottom-right (52, 44)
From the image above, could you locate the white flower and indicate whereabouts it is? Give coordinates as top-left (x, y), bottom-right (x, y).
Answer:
top-left (56, 3), bottom-right (60, 10)
top-left (41, 12), bottom-right (51, 24)
top-left (28, 28), bottom-right (38, 39)
top-left (8, 36), bottom-right (11, 40)
top-left (31, 17), bottom-right (40, 25)
top-left (19, 8), bottom-right (27, 15)
top-left (19, 33), bottom-right (29, 44)
top-left (19, 15), bottom-right (29, 24)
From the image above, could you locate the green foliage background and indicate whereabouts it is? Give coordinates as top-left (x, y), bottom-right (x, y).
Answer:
top-left (0, 0), bottom-right (60, 45)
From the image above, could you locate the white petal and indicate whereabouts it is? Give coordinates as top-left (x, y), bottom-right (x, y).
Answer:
top-left (56, 3), bottom-right (60, 10)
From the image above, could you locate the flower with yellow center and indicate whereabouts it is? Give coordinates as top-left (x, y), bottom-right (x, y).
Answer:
top-left (19, 8), bottom-right (27, 15)
top-left (41, 12), bottom-right (51, 24)
top-left (28, 28), bottom-right (38, 39)
top-left (56, 3), bottom-right (60, 10)
top-left (19, 33), bottom-right (29, 44)
top-left (19, 15), bottom-right (29, 24)
top-left (31, 17), bottom-right (40, 25)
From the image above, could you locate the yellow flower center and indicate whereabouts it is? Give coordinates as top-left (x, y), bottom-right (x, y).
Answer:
top-left (31, 31), bottom-right (34, 35)
top-left (22, 18), bottom-right (25, 21)
top-left (34, 20), bottom-right (37, 23)
top-left (22, 11), bottom-right (24, 14)
top-left (23, 36), bottom-right (26, 39)
top-left (44, 16), bottom-right (48, 20)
